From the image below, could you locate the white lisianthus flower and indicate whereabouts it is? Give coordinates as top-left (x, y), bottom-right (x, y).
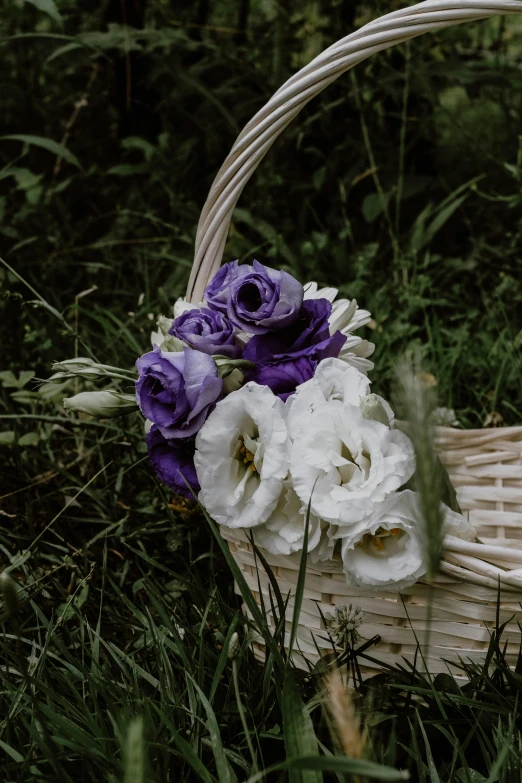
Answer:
top-left (289, 393), bottom-right (415, 527)
top-left (303, 281), bottom-right (339, 302)
top-left (195, 383), bottom-right (289, 528)
top-left (173, 297), bottom-right (198, 319)
top-left (287, 358), bottom-right (371, 437)
top-left (253, 481), bottom-right (322, 556)
top-left (304, 281), bottom-right (375, 373)
top-left (335, 490), bottom-right (475, 590)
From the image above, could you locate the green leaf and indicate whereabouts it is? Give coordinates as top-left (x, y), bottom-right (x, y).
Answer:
top-left (123, 717), bottom-right (146, 783)
top-left (38, 380), bottom-right (72, 401)
top-left (121, 137), bottom-right (156, 161)
top-left (417, 713), bottom-right (440, 782)
top-left (45, 42), bottom-right (84, 63)
top-left (363, 190), bottom-right (392, 223)
top-left (107, 164), bottom-right (150, 176)
top-left (410, 176), bottom-right (483, 252)
top-left (10, 390), bottom-right (39, 404)
top-left (18, 370), bottom-right (36, 389)
top-left (283, 668), bottom-right (322, 783)
top-left (437, 457), bottom-right (461, 514)
top-left (454, 770), bottom-right (487, 782)
top-left (421, 194), bottom-right (468, 249)
top-left (312, 167), bottom-right (326, 191)
top-left (485, 732), bottom-right (514, 783)
top-left (0, 738), bottom-right (24, 763)
top-left (0, 371), bottom-right (19, 388)
top-left (57, 585), bottom-right (89, 621)
top-left (188, 676), bottom-right (237, 783)
top-left (288, 499), bottom-right (312, 658)
top-left (0, 432), bottom-right (16, 445)
top-left (18, 432), bottom-right (40, 447)
top-left (170, 731), bottom-right (217, 783)
top-left (23, 0), bottom-right (63, 26)
top-left (198, 504), bottom-right (284, 669)
top-left (209, 613), bottom-right (240, 705)
top-left (245, 755), bottom-right (409, 783)
top-left (9, 167), bottom-right (42, 191)
top-left (0, 135), bottom-right (81, 169)
top-left (438, 86), bottom-right (469, 111)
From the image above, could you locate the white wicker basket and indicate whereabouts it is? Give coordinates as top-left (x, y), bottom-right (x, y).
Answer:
top-left (187, 0), bottom-right (522, 676)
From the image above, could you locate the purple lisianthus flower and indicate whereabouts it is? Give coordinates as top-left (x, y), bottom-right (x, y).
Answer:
top-left (218, 260), bottom-right (303, 335)
top-left (146, 426), bottom-right (200, 499)
top-left (205, 260), bottom-right (252, 314)
top-left (244, 299), bottom-right (347, 400)
top-left (136, 347), bottom-right (222, 439)
top-left (169, 308), bottom-right (240, 359)
top-left (244, 299), bottom-right (346, 363)
top-left (251, 357), bottom-right (317, 401)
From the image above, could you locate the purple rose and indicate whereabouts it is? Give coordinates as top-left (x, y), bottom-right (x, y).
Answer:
top-left (136, 347), bottom-right (222, 439)
top-left (169, 308), bottom-right (240, 358)
top-left (146, 426), bottom-right (200, 498)
top-left (207, 259), bottom-right (303, 335)
top-left (250, 357), bottom-right (317, 402)
top-left (205, 260), bottom-right (252, 314)
top-left (244, 299), bottom-right (346, 400)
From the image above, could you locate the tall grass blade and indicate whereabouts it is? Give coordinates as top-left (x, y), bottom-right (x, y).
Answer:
top-left (189, 675), bottom-right (237, 783)
top-left (283, 667), bottom-right (322, 783)
top-left (170, 731), bottom-right (218, 783)
top-left (417, 712), bottom-right (441, 783)
top-left (123, 716), bottom-right (145, 783)
top-left (287, 497), bottom-right (312, 659)
top-left (244, 755), bottom-right (408, 783)
top-left (197, 501), bottom-right (283, 669)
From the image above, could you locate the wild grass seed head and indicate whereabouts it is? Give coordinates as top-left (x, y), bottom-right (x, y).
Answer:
top-left (394, 351), bottom-right (444, 580)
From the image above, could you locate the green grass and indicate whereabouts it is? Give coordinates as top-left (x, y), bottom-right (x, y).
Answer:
top-left (3, 1), bottom-right (522, 780)
top-left (2, 462), bottom-right (522, 781)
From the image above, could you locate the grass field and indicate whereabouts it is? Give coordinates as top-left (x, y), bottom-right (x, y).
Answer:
top-left (2, 1), bottom-right (522, 780)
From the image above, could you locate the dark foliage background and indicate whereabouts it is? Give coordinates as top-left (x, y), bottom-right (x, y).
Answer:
top-left (3, 0), bottom-right (522, 424)
top-left (2, 1), bottom-right (522, 781)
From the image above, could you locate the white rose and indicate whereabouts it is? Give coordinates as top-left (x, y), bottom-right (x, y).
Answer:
top-left (195, 383), bottom-right (289, 529)
top-left (253, 481), bottom-right (322, 556)
top-left (289, 396), bottom-right (415, 526)
top-left (303, 281), bottom-right (375, 373)
top-left (336, 490), bottom-right (475, 590)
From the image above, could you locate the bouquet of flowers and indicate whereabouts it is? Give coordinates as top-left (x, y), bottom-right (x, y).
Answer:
top-left (58, 260), bottom-right (474, 591)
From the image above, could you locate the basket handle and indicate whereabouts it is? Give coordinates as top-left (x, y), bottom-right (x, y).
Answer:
top-left (186, 0), bottom-right (522, 303)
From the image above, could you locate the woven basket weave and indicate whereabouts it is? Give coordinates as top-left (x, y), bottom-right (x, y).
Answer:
top-left (187, 0), bottom-right (522, 675)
